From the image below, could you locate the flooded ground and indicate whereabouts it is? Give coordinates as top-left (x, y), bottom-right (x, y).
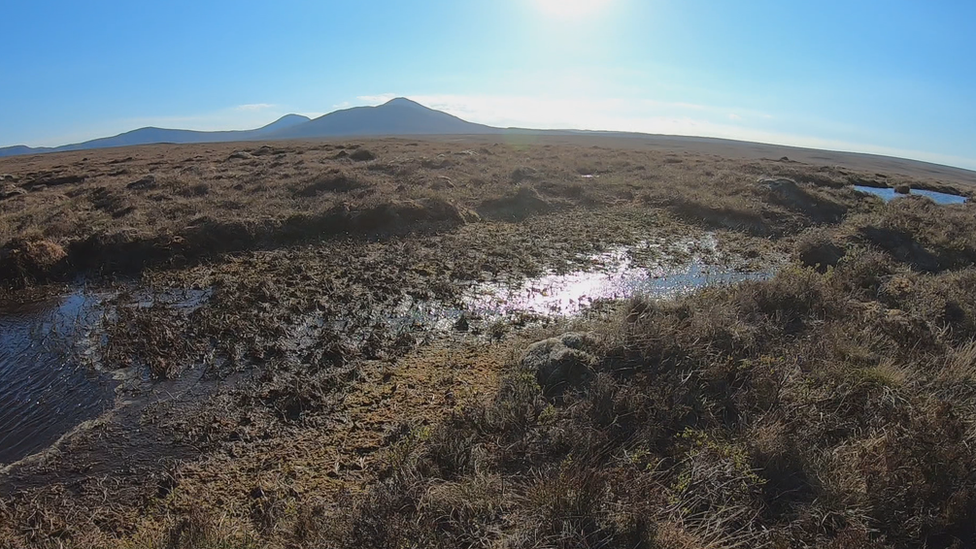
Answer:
top-left (0, 235), bottom-right (771, 468)
top-left (463, 241), bottom-right (771, 317)
top-left (854, 185), bottom-right (968, 204)
top-left (0, 290), bottom-right (117, 466)
top-left (0, 286), bottom-right (213, 467)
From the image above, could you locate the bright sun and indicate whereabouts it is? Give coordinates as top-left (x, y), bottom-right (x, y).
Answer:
top-left (535, 0), bottom-right (612, 19)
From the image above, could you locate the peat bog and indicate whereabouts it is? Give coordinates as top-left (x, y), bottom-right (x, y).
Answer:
top-left (1, 136), bottom-right (976, 548)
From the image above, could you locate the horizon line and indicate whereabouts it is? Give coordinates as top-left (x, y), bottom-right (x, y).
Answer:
top-left (3, 97), bottom-right (975, 175)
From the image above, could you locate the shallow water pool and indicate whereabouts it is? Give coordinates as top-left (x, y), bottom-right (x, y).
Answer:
top-left (463, 242), bottom-right (771, 317)
top-left (393, 237), bottom-right (774, 329)
top-left (854, 185), bottom-right (967, 204)
top-left (0, 290), bottom-right (117, 466)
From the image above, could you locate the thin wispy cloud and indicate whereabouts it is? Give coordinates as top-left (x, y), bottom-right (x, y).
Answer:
top-left (121, 108), bottom-right (282, 131)
top-left (669, 102), bottom-right (709, 111)
top-left (356, 93), bottom-right (771, 133)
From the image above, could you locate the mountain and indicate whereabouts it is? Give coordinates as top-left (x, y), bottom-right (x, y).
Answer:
top-left (257, 113), bottom-right (312, 133)
top-left (0, 98), bottom-right (500, 158)
top-left (269, 97), bottom-right (499, 138)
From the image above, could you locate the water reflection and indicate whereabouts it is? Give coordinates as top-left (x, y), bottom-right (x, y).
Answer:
top-left (464, 244), bottom-right (770, 317)
top-left (854, 185), bottom-right (968, 204)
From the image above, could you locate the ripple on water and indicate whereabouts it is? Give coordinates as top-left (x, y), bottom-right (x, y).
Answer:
top-left (0, 290), bottom-right (118, 466)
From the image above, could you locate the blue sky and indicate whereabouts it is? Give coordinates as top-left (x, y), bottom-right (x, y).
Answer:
top-left (2, 0), bottom-right (975, 169)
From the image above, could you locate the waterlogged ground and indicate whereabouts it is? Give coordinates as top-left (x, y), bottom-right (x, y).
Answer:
top-left (0, 286), bottom-right (217, 467)
top-left (0, 226), bottom-right (775, 469)
top-left (394, 234), bottom-right (774, 333)
top-left (854, 184), bottom-right (968, 204)
top-left (462, 235), bottom-right (772, 317)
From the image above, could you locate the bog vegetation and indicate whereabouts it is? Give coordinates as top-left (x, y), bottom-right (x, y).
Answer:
top-left (0, 137), bottom-right (974, 548)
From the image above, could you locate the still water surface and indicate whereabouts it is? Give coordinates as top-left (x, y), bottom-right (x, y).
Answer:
top-left (853, 185), bottom-right (968, 204)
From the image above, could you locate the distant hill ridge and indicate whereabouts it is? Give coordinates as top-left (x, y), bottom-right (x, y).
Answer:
top-left (0, 98), bottom-right (497, 157)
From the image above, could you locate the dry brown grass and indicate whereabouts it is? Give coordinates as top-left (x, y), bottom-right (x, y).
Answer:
top-left (1, 136), bottom-right (968, 288)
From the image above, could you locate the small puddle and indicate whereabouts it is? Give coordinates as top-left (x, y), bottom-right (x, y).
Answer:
top-left (465, 259), bottom-right (769, 317)
top-left (0, 290), bottom-right (118, 466)
top-left (392, 236), bottom-right (774, 329)
top-left (463, 239), bottom-right (771, 317)
top-left (854, 185), bottom-right (968, 204)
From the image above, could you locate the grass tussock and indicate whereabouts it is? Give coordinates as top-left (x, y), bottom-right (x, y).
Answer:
top-left (0, 237), bottom-right (67, 285)
top-left (852, 196), bottom-right (976, 272)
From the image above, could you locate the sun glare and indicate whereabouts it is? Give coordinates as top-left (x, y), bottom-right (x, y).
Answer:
top-left (535, 0), bottom-right (612, 19)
